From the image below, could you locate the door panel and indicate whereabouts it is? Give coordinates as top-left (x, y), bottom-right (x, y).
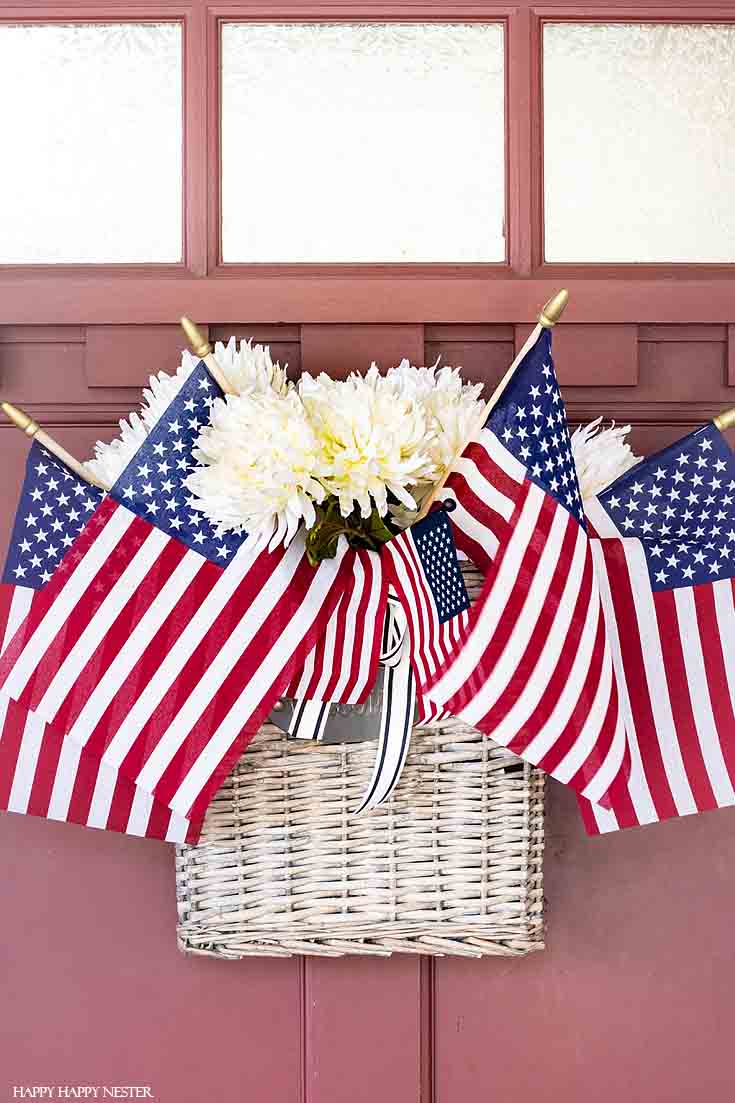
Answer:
top-left (2, 318), bottom-right (735, 1101)
top-left (304, 957), bottom-right (428, 1103)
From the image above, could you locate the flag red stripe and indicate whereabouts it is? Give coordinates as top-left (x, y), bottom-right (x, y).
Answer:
top-left (458, 437), bottom-right (523, 503)
top-left (152, 551), bottom-right (354, 819)
top-left (691, 581), bottom-right (735, 783)
top-left (653, 588), bottom-right (717, 810)
top-left (600, 541), bottom-right (679, 821)
top-left (25, 723), bottom-right (64, 817)
top-left (111, 543), bottom-right (292, 784)
top-left (0, 499), bottom-right (118, 691)
top-left (440, 488), bottom-right (555, 711)
top-left (474, 512), bottom-right (581, 734)
top-left (18, 508), bottom-right (149, 713)
top-left (389, 533), bottom-right (433, 683)
top-left (340, 550), bottom-right (387, 704)
top-left (49, 533), bottom-right (192, 734)
top-left (0, 699), bottom-right (29, 806)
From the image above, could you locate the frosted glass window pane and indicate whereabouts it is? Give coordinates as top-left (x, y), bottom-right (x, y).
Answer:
top-left (544, 23), bottom-right (735, 262)
top-left (0, 23), bottom-right (182, 263)
top-left (221, 23), bottom-right (505, 262)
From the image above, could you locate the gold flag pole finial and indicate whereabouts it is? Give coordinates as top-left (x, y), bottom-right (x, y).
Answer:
top-left (2, 400), bottom-right (38, 437)
top-left (180, 315), bottom-right (212, 359)
top-left (1, 401), bottom-right (108, 490)
top-left (180, 316), bottom-right (235, 395)
top-left (538, 288), bottom-right (569, 329)
top-left (714, 407), bottom-right (735, 432)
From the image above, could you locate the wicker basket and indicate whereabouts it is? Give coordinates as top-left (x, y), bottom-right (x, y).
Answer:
top-left (176, 716), bottom-right (545, 958)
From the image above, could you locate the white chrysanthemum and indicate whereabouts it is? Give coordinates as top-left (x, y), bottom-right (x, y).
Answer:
top-left (571, 417), bottom-right (641, 499)
top-left (186, 390), bottom-right (326, 549)
top-left (210, 336), bottom-right (291, 396)
top-left (387, 358), bottom-right (484, 490)
top-left (84, 337), bottom-right (288, 486)
top-left (299, 366), bottom-right (439, 519)
top-left (85, 352), bottom-right (198, 486)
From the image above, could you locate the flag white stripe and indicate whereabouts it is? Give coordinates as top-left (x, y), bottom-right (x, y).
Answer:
top-left (581, 705), bottom-right (628, 807)
top-left (590, 541), bottom-right (658, 825)
top-left (329, 554), bottom-right (366, 702)
top-left (489, 527), bottom-right (589, 749)
top-left (124, 536), bottom-right (307, 783)
top-left (1, 585), bottom-right (192, 840)
top-left (165, 813), bottom-right (192, 844)
top-left (170, 549), bottom-right (347, 815)
top-left (307, 600), bottom-right (340, 702)
top-left (67, 549), bottom-right (205, 742)
top-left (292, 651), bottom-right (316, 699)
top-left (399, 538), bottom-right (438, 678)
top-left (402, 536), bottom-right (446, 679)
top-left (3, 586), bottom-right (32, 649)
top-left (584, 496), bottom-right (624, 538)
top-left (351, 554), bottom-right (384, 702)
top-left (451, 455), bottom-right (516, 521)
top-left (387, 543), bottom-right (429, 687)
top-left (713, 579), bottom-right (735, 724)
top-left (623, 541), bottom-right (697, 815)
top-left (477, 427), bottom-right (527, 485)
top-left (674, 586), bottom-right (735, 805)
top-left (2, 506), bottom-right (135, 699)
top-left (459, 496), bottom-right (565, 727)
top-left (7, 708), bottom-right (45, 813)
top-left (86, 765), bottom-right (118, 829)
top-left (553, 627), bottom-right (613, 788)
top-left (443, 496), bottom-right (500, 563)
top-left (37, 526), bottom-right (170, 718)
top-left (125, 786), bottom-right (155, 837)
top-left (437, 485), bottom-right (547, 716)
top-left (46, 735), bottom-right (85, 820)
top-left (85, 537), bottom-right (261, 765)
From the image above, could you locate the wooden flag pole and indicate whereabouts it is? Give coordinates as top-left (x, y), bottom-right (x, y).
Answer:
top-left (180, 316), bottom-right (236, 395)
top-left (416, 288), bottom-right (570, 521)
top-left (1, 401), bottom-right (109, 490)
top-left (713, 407), bottom-right (735, 431)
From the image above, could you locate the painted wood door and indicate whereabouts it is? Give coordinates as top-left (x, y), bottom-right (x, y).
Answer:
top-left (2, 319), bottom-right (735, 1102)
top-left (2, 3), bottom-right (735, 1101)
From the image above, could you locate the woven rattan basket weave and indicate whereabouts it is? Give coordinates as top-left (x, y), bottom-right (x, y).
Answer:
top-left (176, 716), bottom-right (545, 958)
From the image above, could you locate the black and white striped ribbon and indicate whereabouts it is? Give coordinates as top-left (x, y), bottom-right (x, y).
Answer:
top-left (352, 596), bottom-right (415, 815)
top-left (285, 594), bottom-right (417, 812)
top-left (287, 697), bottom-right (331, 742)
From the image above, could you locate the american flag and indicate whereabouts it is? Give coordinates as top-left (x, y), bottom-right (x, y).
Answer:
top-left (384, 507), bottom-right (470, 690)
top-left (580, 422), bottom-right (735, 833)
top-left (286, 547), bottom-right (387, 705)
top-left (425, 328), bottom-right (628, 807)
top-left (0, 362), bottom-right (352, 823)
top-left (0, 442), bottom-right (197, 842)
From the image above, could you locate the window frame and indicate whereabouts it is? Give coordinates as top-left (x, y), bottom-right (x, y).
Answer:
top-left (0, 0), bottom-right (733, 325)
top-left (211, 13), bottom-right (512, 272)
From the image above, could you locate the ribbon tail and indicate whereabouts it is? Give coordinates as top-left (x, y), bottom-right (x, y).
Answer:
top-left (288, 698), bottom-right (331, 742)
top-left (353, 619), bottom-right (415, 816)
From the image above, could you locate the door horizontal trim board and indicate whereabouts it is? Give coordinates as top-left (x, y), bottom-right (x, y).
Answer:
top-left (3, 278), bottom-right (735, 325)
top-left (5, 402), bottom-right (732, 430)
top-left (515, 323), bottom-right (638, 386)
top-left (566, 403), bottom-right (735, 426)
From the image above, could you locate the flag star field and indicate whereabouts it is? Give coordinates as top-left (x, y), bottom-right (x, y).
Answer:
top-left (2, 441), bottom-right (103, 589)
top-left (486, 328), bottom-right (585, 528)
top-left (412, 510), bottom-right (470, 625)
top-left (111, 361), bottom-right (247, 565)
top-left (597, 423), bottom-right (735, 591)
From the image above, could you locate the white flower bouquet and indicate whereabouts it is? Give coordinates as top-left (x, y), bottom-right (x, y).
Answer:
top-left (188, 360), bottom-right (485, 564)
top-left (90, 339), bottom-right (484, 566)
top-left (87, 335), bottom-right (640, 566)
